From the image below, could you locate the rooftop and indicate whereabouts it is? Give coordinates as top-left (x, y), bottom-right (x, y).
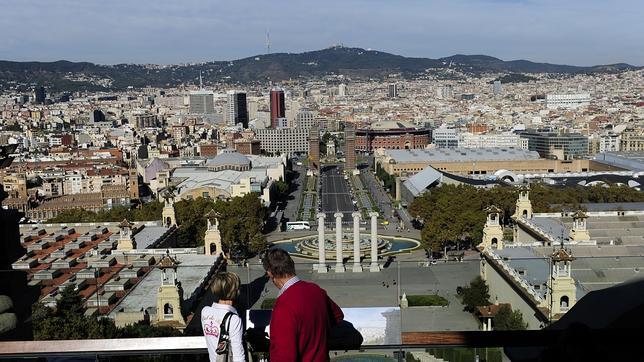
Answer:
top-left (108, 254), bottom-right (217, 315)
top-left (205, 150), bottom-right (250, 167)
top-left (385, 148), bottom-right (540, 164)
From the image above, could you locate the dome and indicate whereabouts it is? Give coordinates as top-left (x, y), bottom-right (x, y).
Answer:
top-left (206, 149), bottom-right (251, 171)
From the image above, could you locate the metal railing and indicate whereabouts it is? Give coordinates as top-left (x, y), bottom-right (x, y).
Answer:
top-left (0, 329), bottom-right (641, 359)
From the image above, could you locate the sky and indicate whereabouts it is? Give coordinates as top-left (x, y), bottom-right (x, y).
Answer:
top-left (1, 0), bottom-right (642, 66)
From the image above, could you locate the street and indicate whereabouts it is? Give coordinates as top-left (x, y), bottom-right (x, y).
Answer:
top-left (319, 165), bottom-right (355, 222)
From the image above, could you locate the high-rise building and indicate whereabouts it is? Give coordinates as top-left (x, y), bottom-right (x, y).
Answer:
top-left (34, 86), bottom-right (46, 104)
top-left (189, 90), bottom-right (214, 114)
top-left (437, 85), bottom-right (453, 99)
top-left (226, 91), bottom-right (249, 128)
top-left (295, 108), bottom-right (317, 130)
top-left (270, 88), bottom-right (285, 128)
top-left (309, 125), bottom-right (320, 172)
top-left (338, 83), bottom-right (347, 97)
top-left (387, 83), bottom-right (398, 98)
top-left (345, 125), bottom-right (356, 171)
top-left (255, 128), bottom-right (309, 154)
top-left (493, 81), bottom-right (502, 96)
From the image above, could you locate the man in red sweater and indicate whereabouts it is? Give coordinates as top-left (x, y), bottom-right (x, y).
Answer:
top-left (263, 248), bottom-right (344, 362)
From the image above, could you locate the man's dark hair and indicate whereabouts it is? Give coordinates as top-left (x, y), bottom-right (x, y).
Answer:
top-left (263, 248), bottom-right (296, 278)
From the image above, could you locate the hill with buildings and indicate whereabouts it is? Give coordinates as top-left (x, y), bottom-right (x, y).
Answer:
top-left (0, 46), bottom-right (640, 91)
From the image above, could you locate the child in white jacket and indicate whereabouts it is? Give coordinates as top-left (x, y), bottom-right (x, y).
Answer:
top-left (201, 272), bottom-right (246, 362)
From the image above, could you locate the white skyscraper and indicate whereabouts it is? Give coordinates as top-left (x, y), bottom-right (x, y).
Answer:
top-left (338, 83), bottom-right (347, 97)
top-left (493, 81), bottom-right (502, 96)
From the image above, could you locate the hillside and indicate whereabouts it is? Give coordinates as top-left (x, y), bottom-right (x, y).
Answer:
top-left (0, 46), bottom-right (639, 92)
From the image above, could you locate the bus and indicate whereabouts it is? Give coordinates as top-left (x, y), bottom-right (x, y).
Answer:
top-left (286, 221), bottom-right (311, 231)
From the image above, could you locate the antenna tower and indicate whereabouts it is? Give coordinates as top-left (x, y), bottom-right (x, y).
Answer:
top-left (266, 30), bottom-right (271, 54)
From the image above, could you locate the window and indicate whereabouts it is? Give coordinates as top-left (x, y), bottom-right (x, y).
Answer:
top-left (163, 303), bottom-right (174, 319)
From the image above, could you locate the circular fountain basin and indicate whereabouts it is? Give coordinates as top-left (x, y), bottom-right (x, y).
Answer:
top-left (272, 234), bottom-right (420, 259)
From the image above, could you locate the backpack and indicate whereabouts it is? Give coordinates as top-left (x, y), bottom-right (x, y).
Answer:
top-left (216, 311), bottom-right (235, 356)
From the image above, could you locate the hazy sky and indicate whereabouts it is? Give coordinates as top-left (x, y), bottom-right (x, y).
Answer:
top-left (1, 0), bottom-right (642, 66)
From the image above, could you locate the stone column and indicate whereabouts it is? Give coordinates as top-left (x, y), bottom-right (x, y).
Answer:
top-left (334, 212), bottom-right (345, 272)
top-left (317, 212), bottom-right (327, 273)
top-left (369, 212), bottom-right (380, 272)
top-left (352, 212), bottom-right (362, 272)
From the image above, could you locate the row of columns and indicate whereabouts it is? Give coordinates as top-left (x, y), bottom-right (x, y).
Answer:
top-left (316, 211), bottom-right (380, 273)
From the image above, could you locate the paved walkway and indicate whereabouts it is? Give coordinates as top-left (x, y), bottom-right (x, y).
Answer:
top-left (229, 256), bottom-right (480, 333)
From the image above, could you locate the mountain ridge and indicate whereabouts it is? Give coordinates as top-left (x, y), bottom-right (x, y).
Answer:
top-left (0, 46), bottom-right (640, 92)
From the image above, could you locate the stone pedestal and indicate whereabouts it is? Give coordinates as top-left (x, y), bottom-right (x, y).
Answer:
top-left (317, 213), bottom-right (327, 273)
top-left (352, 212), bottom-right (362, 272)
top-left (334, 212), bottom-right (345, 273)
top-left (369, 212), bottom-right (380, 272)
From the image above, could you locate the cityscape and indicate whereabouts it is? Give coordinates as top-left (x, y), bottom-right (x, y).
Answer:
top-left (1, 1), bottom-right (644, 361)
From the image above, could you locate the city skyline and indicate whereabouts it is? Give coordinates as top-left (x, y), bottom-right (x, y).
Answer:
top-left (1, 0), bottom-right (643, 66)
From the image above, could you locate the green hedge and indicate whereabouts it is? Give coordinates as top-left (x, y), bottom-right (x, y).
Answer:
top-left (406, 295), bottom-right (448, 307)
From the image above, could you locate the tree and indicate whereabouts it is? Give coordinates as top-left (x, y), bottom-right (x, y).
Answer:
top-left (32, 285), bottom-right (119, 340)
top-left (214, 193), bottom-right (268, 258)
top-left (271, 180), bottom-right (290, 203)
top-left (33, 285), bottom-right (182, 340)
top-left (174, 197), bottom-right (216, 247)
top-left (409, 183), bottom-right (644, 253)
top-left (460, 277), bottom-right (490, 312)
top-left (48, 201), bottom-right (163, 223)
top-left (117, 321), bottom-right (182, 338)
top-left (494, 305), bottom-right (527, 330)
top-left (375, 163), bottom-right (396, 196)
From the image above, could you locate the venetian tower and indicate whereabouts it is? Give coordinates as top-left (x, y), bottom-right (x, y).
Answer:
top-left (117, 219), bottom-right (136, 251)
top-left (545, 245), bottom-right (577, 317)
top-left (204, 209), bottom-right (223, 257)
top-left (479, 205), bottom-right (505, 250)
top-left (569, 210), bottom-right (591, 242)
top-left (153, 251), bottom-right (186, 329)
top-left (161, 189), bottom-right (177, 228)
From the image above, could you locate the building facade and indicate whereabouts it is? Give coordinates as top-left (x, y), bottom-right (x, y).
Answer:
top-left (459, 133), bottom-right (527, 149)
top-left (355, 121), bottom-right (431, 151)
top-left (270, 88), bottom-right (285, 129)
top-left (226, 91), bottom-right (248, 128)
top-left (345, 125), bottom-right (356, 171)
top-left (387, 83), bottom-right (398, 98)
top-left (309, 126), bottom-right (320, 172)
top-left (545, 94), bottom-right (591, 109)
top-left (255, 128), bottom-right (309, 154)
top-left (189, 91), bottom-right (214, 114)
top-left (432, 127), bottom-right (459, 148)
top-left (519, 130), bottom-right (589, 159)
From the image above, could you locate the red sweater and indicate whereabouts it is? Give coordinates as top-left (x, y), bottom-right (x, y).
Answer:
top-left (269, 280), bottom-right (344, 362)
